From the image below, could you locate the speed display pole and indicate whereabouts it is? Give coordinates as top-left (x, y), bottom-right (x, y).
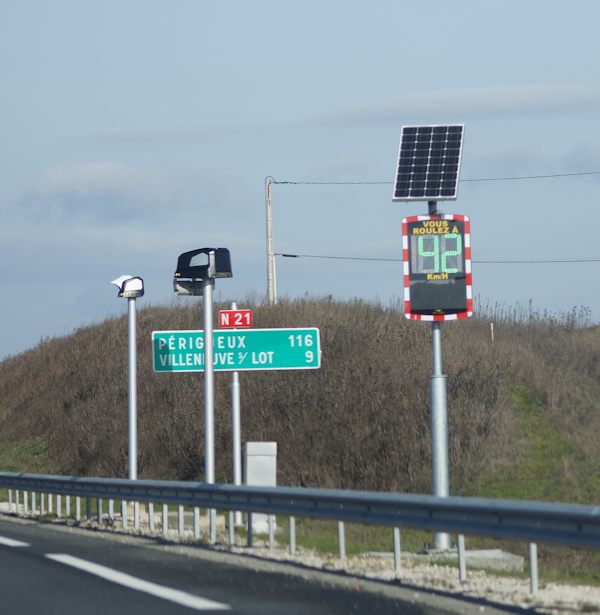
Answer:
top-left (402, 204), bottom-right (473, 550)
top-left (393, 123), bottom-right (469, 552)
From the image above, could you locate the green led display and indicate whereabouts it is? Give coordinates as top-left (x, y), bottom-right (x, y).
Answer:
top-left (412, 233), bottom-right (464, 275)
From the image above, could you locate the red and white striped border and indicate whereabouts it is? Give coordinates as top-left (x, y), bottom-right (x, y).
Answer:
top-left (401, 214), bottom-right (472, 321)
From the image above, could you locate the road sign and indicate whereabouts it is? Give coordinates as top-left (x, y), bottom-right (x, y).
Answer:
top-left (152, 328), bottom-right (320, 373)
top-left (218, 309), bottom-right (253, 328)
top-left (402, 213), bottom-right (472, 321)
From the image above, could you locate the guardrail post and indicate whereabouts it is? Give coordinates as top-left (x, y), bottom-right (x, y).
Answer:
top-left (247, 513), bottom-right (253, 547)
top-left (76, 496), bottom-right (81, 522)
top-left (97, 498), bottom-right (103, 525)
top-left (393, 527), bottom-right (402, 574)
top-left (162, 504), bottom-right (168, 536)
top-left (338, 521), bottom-right (346, 561)
top-left (23, 491), bottom-right (29, 515)
top-left (193, 507), bottom-right (200, 541)
top-left (108, 499), bottom-right (114, 524)
top-left (529, 542), bottom-right (539, 593)
top-left (289, 517), bottom-right (296, 556)
top-left (41, 493), bottom-right (46, 516)
top-left (66, 495), bottom-right (71, 518)
top-left (178, 505), bottom-right (184, 537)
top-left (121, 500), bottom-right (128, 529)
top-left (228, 511), bottom-right (235, 546)
top-left (148, 503), bottom-right (155, 533)
top-left (31, 492), bottom-right (36, 516)
top-left (8, 489), bottom-right (12, 513)
top-left (268, 515), bottom-right (275, 551)
top-left (57, 495), bottom-right (62, 519)
top-left (458, 534), bottom-right (467, 582)
top-left (15, 490), bottom-right (20, 514)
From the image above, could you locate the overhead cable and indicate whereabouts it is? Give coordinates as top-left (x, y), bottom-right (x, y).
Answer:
top-left (271, 170), bottom-right (600, 185)
top-left (276, 253), bottom-right (600, 265)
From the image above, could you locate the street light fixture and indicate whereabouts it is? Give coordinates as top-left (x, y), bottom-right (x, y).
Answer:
top-left (110, 274), bottom-right (144, 529)
top-left (111, 275), bottom-right (144, 299)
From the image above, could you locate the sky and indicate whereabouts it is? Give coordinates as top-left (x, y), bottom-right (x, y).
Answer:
top-left (2, 0), bottom-right (600, 358)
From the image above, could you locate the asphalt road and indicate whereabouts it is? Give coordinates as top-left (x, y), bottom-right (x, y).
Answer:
top-left (0, 516), bottom-right (517, 614)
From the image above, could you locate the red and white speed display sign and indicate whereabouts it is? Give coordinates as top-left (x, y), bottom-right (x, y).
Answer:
top-left (401, 213), bottom-right (472, 321)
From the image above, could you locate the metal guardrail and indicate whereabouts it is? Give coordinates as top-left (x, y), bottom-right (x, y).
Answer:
top-left (1, 472), bottom-right (599, 549)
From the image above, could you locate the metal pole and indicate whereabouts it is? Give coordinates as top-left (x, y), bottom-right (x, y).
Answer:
top-left (458, 534), bottom-right (467, 582)
top-left (178, 504), bottom-right (184, 537)
top-left (529, 542), bottom-right (539, 593)
top-left (128, 297), bottom-right (140, 529)
top-left (338, 521), bottom-right (346, 561)
top-left (228, 511), bottom-right (235, 546)
top-left (265, 176), bottom-right (277, 304)
top-left (128, 297), bottom-right (138, 481)
top-left (202, 277), bottom-right (217, 543)
top-left (148, 502), bottom-right (154, 533)
top-left (427, 199), bottom-right (451, 551)
top-left (289, 516), bottom-right (296, 556)
top-left (231, 302), bottom-right (243, 527)
top-left (393, 527), bottom-right (402, 574)
top-left (431, 320), bottom-right (451, 550)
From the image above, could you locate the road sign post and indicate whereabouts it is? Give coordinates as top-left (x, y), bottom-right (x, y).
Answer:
top-left (226, 302), bottom-right (248, 527)
top-left (153, 324), bottom-right (321, 534)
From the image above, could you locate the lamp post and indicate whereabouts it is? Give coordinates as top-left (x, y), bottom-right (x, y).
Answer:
top-left (110, 274), bottom-right (144, 529)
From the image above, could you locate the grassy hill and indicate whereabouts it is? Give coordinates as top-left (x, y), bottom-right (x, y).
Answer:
top-left (0, 297), bottom-right (598, 507)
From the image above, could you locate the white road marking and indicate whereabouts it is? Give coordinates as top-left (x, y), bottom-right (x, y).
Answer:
top-left (46, 553), bottom-right (230, 611)
top-left (0, 535), bottom-right (30, 547)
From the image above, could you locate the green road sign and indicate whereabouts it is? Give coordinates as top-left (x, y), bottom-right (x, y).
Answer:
top-left (152, 328), bottom-right (321, 373)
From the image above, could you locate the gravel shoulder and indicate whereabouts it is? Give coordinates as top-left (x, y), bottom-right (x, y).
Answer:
top-left (217, 541), bottom-right (600, 615)
top-left (1, 505), bottom-right (599, 614)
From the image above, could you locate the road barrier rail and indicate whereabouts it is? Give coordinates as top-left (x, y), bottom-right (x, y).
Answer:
top-left (1, 471), bottom-right (599, 593)
top-left (1, 472), bottom-right (600, 547)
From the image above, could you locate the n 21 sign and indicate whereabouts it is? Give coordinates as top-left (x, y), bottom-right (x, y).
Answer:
top-left (218, 309), bottom-right (253, 328)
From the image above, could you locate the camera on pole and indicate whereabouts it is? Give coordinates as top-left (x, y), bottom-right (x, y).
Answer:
top-left (173, 247), bottom-right (232, 295)
top-left (172, 247), bottom-right (232, 544)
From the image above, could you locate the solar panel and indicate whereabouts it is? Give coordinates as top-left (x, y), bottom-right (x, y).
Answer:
top-left (392, 124), bottom-right (464, 201)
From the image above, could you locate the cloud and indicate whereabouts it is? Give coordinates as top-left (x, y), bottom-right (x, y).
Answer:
top-left (16, 161), bottom-right (250, 227)
top-left (74, 124), bottom-right (248, 147)
top-left (309, 84), bottom-right (600, 124)
top-left (21, 162), bottom-right (182, 224)
top-left (562, 141), bottom-right (600, 176)
top-left (70, 84), bottom-right (600, 152)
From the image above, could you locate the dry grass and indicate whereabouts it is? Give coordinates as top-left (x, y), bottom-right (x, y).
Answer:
top-left (0, 297), bottom-right (598, 506)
